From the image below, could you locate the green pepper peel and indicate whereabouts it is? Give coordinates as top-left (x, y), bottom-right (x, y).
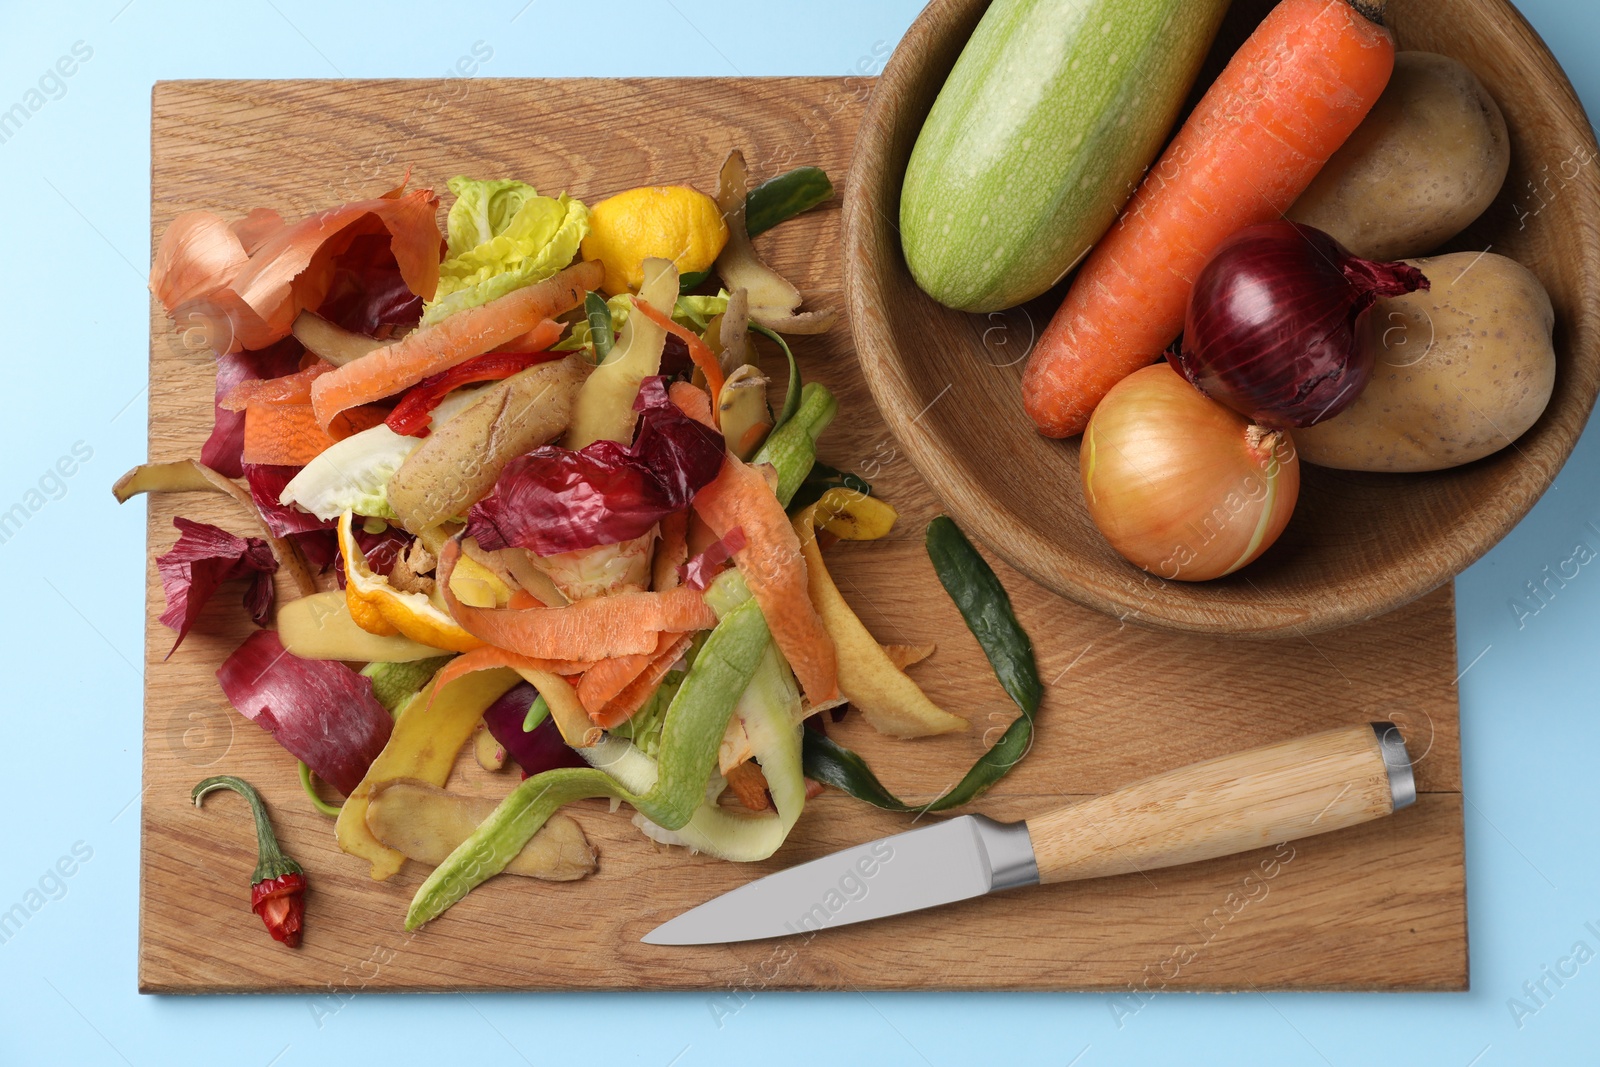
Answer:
top-left (677, 267), bottom-right (714, 293)
top-left (788, 462), bottom-right (873, 514)
top-left (746, 166), bottom-right (834, 237)
top-left (584, 291), bottom-right (615, 364)
top-left (924, 516), bottom-right (1043, 717)
top-left (405, 575), bottom-right (771, 930)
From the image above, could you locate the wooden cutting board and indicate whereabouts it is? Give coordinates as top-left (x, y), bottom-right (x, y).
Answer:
top-left (140, 77), bottom-right (1466, 993)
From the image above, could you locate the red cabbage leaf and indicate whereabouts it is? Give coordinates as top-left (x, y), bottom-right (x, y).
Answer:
top-left (243, 463), bottom-right (330, 537)
top-left (466, 376), bottom-right (725, 556)
top-left (242, 462), bottom-right (341, 572)
top-left (201, 234), bottom-right (426, 477)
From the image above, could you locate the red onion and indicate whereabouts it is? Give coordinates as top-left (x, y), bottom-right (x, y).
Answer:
top-left (157, 517), bottom-right (277, 655)
top-left (1174, 221), bottom-right (1429, 427)
top-left (216, 630), bottom-right (392, 795)
top-left (481, 682), bottom-right (587, 778)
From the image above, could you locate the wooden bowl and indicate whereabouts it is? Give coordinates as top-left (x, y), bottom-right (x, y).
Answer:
top-left (843, 0), bottom-right (1600, 637)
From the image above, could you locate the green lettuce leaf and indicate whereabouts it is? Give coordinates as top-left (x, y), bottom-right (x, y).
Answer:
top-left (279, 424), bottom-right (416, 521)
top-left (671, 292), bottom-right (730, 331)
top-left (422, 177), bottom-right (590, 326)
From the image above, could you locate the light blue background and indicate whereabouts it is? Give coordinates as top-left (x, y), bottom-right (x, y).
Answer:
top-left (2, 1), bottom-right (1597, 1063)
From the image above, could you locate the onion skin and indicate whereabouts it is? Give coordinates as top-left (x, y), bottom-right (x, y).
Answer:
top-left (1176, 221), bottom-right (1429, 427)
top-left (1081, 364), bottom-right (1299, 582)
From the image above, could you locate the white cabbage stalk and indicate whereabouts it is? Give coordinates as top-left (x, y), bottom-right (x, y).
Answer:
top-left (531, 528), bottom-right (656, 601)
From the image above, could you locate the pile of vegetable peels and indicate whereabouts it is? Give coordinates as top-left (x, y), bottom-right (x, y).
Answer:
top-left (124, 155), bottom-right (1042, 938)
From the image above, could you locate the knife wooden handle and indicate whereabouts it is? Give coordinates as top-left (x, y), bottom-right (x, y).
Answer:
top-left (1025, 723), bottom-right (1413, 885)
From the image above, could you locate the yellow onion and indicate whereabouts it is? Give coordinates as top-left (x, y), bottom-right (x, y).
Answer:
top-left (1081, 364), bottom-right (1298, 582)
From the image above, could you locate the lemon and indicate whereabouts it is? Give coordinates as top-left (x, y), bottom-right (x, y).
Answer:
top-left (581, 185), bottom-right (728, 295)
top-left (338, 513), bottom-right (484, 654)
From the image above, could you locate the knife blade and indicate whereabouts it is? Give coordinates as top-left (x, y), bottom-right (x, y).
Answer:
top-left (643, 721), bottom-right (1414, 946)
top-left (642, 813), bottom-right (1035, 945)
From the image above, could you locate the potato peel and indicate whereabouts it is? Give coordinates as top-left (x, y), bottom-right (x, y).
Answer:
top-left (366, 779), bottom-right (595, 881)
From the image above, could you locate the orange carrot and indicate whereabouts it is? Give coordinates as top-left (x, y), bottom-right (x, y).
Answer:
top-left (491, 318), bottom-right (565, 354)
top-left (692, 453), bottom-right (838, 703)
top-left (310, 260), bottom-right (601, 429)
top-left (576, 631), bottom-right (672, 713)
top-left (635, 301), bottom-right (724, 404)
top-left (687, 509), bottom-right (720, 557)
top-left (1021, 0), bottom-right (1396, 438)
top-left (437, 539), bottom-right (716, 661)
top-left (240, 402), bottom-right (385, 465)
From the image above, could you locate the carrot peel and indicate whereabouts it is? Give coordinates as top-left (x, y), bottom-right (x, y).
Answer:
top-left (437, 539), bottom-right (716, 662)
top-left (310, 260), bottom-right (600, 430)
top-left (692, 453), bottom-right (838, 703)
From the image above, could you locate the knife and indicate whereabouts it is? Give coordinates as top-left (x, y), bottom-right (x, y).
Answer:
top-left (642, 721), bottom-right (1414, 945)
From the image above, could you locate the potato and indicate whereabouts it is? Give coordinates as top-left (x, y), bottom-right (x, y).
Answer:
top-left (1295, 252), bottom-right (1554, 472)
top-left (1289, 52), bottom-right (1509, 261)
top-left (365, 778), bottom-right (596, 880)
top-left (386, 354), bottom-right (587, 531)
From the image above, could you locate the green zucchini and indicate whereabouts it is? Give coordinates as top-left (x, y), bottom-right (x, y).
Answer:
top-left (788, 462), bottom-right (872, 514)
top-left (405, 573), bottom-right (770, 929)
top-left (751, 382), bottom-right (838, 507)
top-left (900, 0), bottom-right (1231, 312)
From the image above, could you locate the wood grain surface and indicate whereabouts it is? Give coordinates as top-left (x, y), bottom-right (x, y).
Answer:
top-left (1027, 724), bottom-right (1401, 884)
top-left (141, 77), bottom-right (1465, 993)
top-left (844, 0), bottom-right (1600, 636)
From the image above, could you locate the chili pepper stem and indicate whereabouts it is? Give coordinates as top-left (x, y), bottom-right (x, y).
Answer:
top-left (297, 762), bottom-right (345, 818)
top-left (192, 775), bottom-right (305, 884)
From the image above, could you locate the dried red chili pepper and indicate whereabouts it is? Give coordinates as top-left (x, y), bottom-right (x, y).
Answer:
top-left (384, 350), bottom-right (563, 437)
top-left (192, 775), bottom-right (308, 947)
